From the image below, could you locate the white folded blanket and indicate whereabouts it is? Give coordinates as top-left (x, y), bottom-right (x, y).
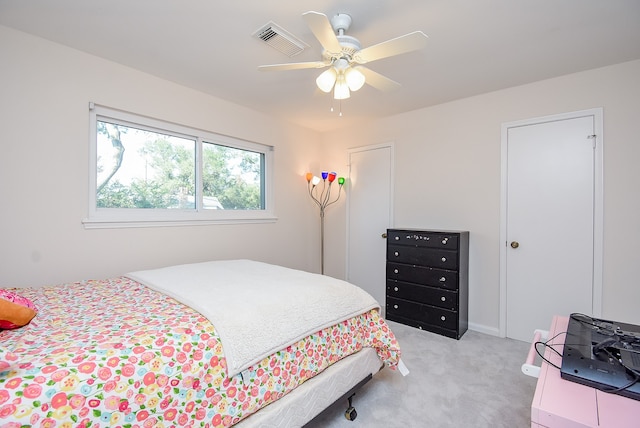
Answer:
top-left (126, 260), bottom-right (380, 378)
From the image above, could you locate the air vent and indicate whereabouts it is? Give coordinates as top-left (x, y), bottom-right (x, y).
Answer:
top-left (253, 21), bottom-right (308, 57)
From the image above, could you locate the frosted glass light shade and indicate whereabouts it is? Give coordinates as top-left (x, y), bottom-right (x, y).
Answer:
top-left (345, 67), bottom-right (366, 91)
top-left (333, 76), bottom-right (350, 100)
top-left (311, 176), bottom-right (321, 186)
top-left (316, 68), bottom-right (337, 93)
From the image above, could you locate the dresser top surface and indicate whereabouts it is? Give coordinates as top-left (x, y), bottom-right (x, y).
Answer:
top-left (388, 228), bottom-right (468, 234)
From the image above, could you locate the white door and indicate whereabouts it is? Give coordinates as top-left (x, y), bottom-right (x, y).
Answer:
top-left (346, 144), bottom-right (393, 311)
top-left (501, 110), bottom-right (603, 341)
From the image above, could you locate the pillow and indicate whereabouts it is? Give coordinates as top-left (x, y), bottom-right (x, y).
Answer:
top-left (0, 289), bottom-right (37, 329)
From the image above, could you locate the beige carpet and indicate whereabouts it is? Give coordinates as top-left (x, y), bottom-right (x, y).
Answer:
top-left (306, 321), bottom-right (537, 428)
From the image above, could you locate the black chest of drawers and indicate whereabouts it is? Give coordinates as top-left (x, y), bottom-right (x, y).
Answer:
top-left (386, 229), bottom-right (469, 339)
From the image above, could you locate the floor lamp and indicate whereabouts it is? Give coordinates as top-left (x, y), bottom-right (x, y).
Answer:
top-left (306, 171), bottom-right (345, 274)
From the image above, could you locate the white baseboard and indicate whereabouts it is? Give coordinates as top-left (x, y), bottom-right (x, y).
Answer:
top-left (468, 321), bottom-right (501, 337)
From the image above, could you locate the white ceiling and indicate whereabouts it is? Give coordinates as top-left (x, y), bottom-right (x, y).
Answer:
top-left (1, 0), bottom-right (639, 132)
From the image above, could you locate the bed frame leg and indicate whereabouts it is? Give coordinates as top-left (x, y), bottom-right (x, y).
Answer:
top-left (344, 394), bottom-right (358, 421)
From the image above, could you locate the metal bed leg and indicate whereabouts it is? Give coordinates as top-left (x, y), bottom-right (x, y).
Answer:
top-left (344, 394), bottom-right (357, 421)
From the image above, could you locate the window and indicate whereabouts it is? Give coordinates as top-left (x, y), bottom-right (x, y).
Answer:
top-left (84, 104), bottom-right (274, 228)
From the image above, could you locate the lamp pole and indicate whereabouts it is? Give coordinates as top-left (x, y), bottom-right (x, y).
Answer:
top-left (306, 171), bottom-right (345, 274)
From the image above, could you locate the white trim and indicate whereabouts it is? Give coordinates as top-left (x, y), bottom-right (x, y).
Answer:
top-left (467, 322), bottom-right (500, 337)
top-left (499, 108), bottom-right (604, 337)
top-left (81, 217), bottom-right (277, 229)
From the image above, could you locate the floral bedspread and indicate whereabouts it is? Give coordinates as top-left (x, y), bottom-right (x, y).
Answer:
top-left (0, 277), bottom-right (401, 427)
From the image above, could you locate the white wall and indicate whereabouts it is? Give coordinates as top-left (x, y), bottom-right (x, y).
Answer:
top-left (324, 60), bottom-right (640, 333)
top-left (3, 24), bottom-right (639, 335)
top-left (0, 25), bottom-right (324, 286)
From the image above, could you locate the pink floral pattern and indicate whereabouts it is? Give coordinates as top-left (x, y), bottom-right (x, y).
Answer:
top-left (0, 277), bottom-right (401, 427)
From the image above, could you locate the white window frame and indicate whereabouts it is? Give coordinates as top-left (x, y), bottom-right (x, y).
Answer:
top-left (83, 103), bottom-right (275, 229)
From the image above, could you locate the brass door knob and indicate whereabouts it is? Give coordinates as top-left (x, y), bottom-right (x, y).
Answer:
top-left (381, 233), bottom-right (387, 238)
top-left (510, 241), bottom-right (519, 249)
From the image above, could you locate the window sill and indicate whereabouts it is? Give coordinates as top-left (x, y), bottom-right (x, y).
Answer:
top-left (82, 216), bottom-right (277, 229)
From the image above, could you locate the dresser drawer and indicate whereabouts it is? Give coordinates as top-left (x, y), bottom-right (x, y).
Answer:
top-left (387, 244), bottom-right (458, 270)
top-left (387, 230), bottom-right (459, 250)
top-left (385, 313), bottom-right (461, 339)
top-left (386, 262), bottom-right (458, 290)
top-left (386, 297), bottom-right (457, 331)
top-left (386, 280), bottom-right (458, 311)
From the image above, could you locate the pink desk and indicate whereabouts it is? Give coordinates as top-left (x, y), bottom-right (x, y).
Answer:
top-left (530, 316), bottom-right (640, 428)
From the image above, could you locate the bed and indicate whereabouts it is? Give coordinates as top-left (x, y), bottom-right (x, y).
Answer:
top-left (0, 259), bottom-right (404, 427)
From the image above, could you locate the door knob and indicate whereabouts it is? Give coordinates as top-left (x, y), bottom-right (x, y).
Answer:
top-left (381, 233), bottom-right (387, 238)
top-left (510, 241), bottom-right (519, 249)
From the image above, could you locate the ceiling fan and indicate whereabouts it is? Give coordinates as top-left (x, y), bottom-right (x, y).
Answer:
top-left (258, 11), bottom-right (428, 101)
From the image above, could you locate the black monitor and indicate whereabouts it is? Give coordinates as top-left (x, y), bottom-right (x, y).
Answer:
top-left (560, 313), bottom-right (640, 401)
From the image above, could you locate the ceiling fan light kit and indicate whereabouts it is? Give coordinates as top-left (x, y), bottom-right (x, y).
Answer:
top-left (258, 11), bottom-right (428, 112)
top-left (315, 59), bottom-right (365, 97)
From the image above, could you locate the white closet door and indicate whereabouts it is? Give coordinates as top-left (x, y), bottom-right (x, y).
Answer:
top-left (504, 114), bottom-right (596, 341)
top-left (347, 144), bottom-right (393, 311)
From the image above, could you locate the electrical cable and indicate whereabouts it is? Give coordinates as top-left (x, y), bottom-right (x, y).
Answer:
top-left (534, 330), bottom-right (566, 370)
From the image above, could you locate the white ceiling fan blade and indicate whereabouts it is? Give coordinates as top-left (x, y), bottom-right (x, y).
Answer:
top-left (258, 61), bottom-right (329, 72)
top-left (302, 11), bottom-right (342, 55)
top-left (356, 66), bottom-right (401, 92)
top-left (354, 31), bottom-right (428, 64)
